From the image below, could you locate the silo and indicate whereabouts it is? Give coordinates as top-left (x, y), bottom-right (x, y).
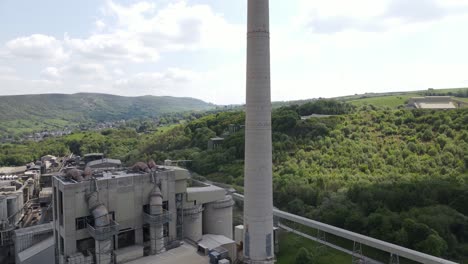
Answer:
top-left (183, 204), bottom-right (203, 242)
top-left (203, 195), bottom-right (234, 239)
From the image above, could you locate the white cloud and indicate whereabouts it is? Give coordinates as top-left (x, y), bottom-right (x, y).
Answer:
top-left (41, 67), bottom-right (60, 79)
top-left (297, 0), bottom-right (468, 34)
top-left (65, 32), bottom-right (159, 63)
top-left (5, 34), bottom-right (69, 62)
top-left (0, 66), bottom-right (17, 81)
top-left (57, 0), bottom-right (242, 64)
top-left (114, 68), bottom-right (201, 95)
top-left (95, 20), bottom-right (106, 31)
top-left (102, 0), bottom-right (243, 52)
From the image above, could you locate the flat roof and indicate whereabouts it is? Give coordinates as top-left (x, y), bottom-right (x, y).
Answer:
top-left (86, 158), bottom-right (122, 167)
top-left (416, 102), bottom-right (456, 109)
top-left (126, 243), bottom-right (208, 264)
top-left (198, 234), bottom-right (235, 250)
top-left (0, 166), bottom-right (27, 175)
top-left (186, 185), bottom-right (226, 204)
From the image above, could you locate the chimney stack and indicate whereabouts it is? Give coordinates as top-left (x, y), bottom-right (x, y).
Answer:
top-left (243, 0), bottom-right (274, 263)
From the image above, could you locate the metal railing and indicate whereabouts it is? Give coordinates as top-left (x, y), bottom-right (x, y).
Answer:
top-left (87, 220), bottom-right (119, 241)
top-left (232, 193), bottom-right (458, 264)
top-left (142, 210), bottom-right (172, 226)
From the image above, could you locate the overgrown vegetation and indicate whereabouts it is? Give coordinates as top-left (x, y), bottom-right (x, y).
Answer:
top-left (1, 99), bottom-right (467, 262)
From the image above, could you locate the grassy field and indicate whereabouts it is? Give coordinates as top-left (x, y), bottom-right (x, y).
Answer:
top-left (348, 94), bottom-right (416, 108)
top-left (276, 231), bottom-right (351, 264)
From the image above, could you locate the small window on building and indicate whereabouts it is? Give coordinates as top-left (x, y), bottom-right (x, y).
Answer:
top-left (163, 223), bottom-right (169, 238)
top-left (163, 201), bottom-right (169, 211)
top-left (143, 225), bottom-right (150, 243)
top-left (59, 190), bottom-right (64, 226)
top-left (60, 236), bottom-right (64, 255)
top-left (75, 216), bottom-right (93, 230)
top-left (77, 237), bottom-right (95, 252)
top-left (118, 229), bottom-right (135, 249)
top-left (53, 187), bottom-right (57, 220)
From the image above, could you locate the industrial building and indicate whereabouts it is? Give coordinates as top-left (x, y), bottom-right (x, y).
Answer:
top-left (52, 165), bottom-right (236, 264)
top-left (0, 178), bottom-right (36, 263)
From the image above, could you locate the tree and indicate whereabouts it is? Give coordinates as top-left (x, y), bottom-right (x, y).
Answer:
top-left (295, 247), bottom-right (313, 264)
top-left (415, 234), bottom-right (448, 256)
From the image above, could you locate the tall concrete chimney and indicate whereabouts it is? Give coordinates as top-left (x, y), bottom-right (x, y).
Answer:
top-left (243, 0), bottom-right (274, 263)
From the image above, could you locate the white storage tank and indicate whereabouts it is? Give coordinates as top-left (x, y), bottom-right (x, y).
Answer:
top-left (183, 204), bottom-right (203, 242)
top-left (203, 195), bottom-right (234, 239)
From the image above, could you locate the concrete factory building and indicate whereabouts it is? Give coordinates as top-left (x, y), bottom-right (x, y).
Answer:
top-left (52, 166), bottom-right (235, 264)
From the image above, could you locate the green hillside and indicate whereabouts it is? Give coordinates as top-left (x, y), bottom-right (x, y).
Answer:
top-left (0, 93), bottom-right (215, 136)
top-left (2, 99), bottom-right (467, 262)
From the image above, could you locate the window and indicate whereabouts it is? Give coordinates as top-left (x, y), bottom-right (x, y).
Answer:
top-left (143, 225), bottom-right (150, 243)
top-left (163, 223), bottom-right (169, 238)
top-left (60, 236), bottom-right (64, 255)
top-left (58, 190), bottom-right (63, 226)
top-left (53, 187), bottom-right (57, 220)
top-left (77, 237), bottom-right (95, 252)
top-left (75, 216), bottom-right (92, 230)
top-left (118, 229), bottom-right (135, 249)
top-left (75, 212), bottom-right (114, 230)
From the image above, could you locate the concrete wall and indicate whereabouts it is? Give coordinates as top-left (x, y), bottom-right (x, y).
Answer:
top-left (18, 237), bottom-right (55, 264)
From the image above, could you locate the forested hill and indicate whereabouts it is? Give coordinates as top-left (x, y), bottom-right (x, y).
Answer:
top-left (1, 99), bottom-right (468, 261)
top-left (0, 93), bottom-right (214, 135)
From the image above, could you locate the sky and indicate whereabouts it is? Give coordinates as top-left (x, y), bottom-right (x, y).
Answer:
top-left (1, 0), bottom-right (468, 105)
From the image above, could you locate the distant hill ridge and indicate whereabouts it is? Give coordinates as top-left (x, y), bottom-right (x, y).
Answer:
top-left (0, 93), bottom-right (215, 122)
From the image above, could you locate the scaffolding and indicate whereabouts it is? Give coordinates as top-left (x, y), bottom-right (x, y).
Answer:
top-left (142, 210), bottom-right (172, 226)
top-left (87, 220), bottom-right (120, 242)
top-left (390, 253), bottom-right (400, 264)
top-left (0, 222), bottom-right (14, 247)
top-left (352, 241), bottom-right (365, 264)
top-left (175, 193), bottom-right (184, 241)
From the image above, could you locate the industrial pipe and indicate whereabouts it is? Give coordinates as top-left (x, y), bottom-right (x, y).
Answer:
top-left (87, 191), bottom-right (112, 264)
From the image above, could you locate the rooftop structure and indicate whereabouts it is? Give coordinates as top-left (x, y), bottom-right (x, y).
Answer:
top-left (207, 137), bottom-right (224, 150)
top-left (86, 159), bottom-right (122, 170)
top-left (408, 96), bottom-right (457, 109)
